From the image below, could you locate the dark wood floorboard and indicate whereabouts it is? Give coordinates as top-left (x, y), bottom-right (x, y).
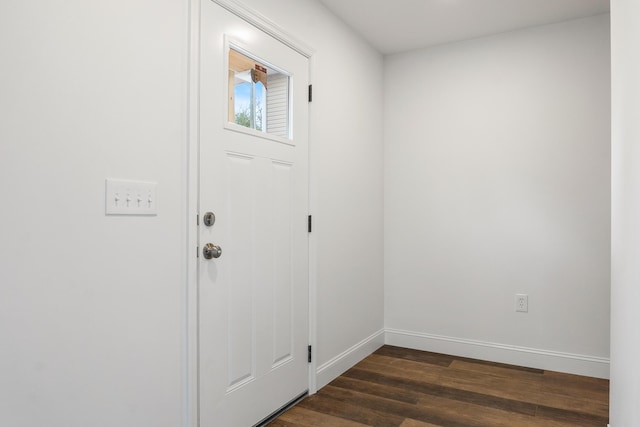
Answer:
top-left (270, 345), bottom-right (609, 427)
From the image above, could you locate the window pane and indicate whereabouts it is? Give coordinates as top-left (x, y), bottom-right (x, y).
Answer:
top-left (228, 48), bottom-right (290, 139)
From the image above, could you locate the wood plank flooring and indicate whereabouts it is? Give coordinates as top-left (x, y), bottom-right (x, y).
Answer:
top-left (270, 346), bottom-right (609, 427)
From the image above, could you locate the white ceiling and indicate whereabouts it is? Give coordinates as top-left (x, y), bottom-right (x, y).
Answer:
top-left (318, 0), bottom-right (610, 55)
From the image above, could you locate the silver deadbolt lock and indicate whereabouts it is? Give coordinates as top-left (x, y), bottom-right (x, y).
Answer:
top-left (203, 243), bottom-right (222, 259)
top-left (203, 212), bottom-right (216, 227)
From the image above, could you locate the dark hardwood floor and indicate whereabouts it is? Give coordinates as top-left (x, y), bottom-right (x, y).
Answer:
top-left (270, 345), bottom-right (609, 427)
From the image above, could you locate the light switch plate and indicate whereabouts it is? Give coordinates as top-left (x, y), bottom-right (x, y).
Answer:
top-left (105, 178), bottom-right (157, 215)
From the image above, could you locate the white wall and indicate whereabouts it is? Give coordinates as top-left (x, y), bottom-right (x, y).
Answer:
top-left (0, 1), bottom-right (384, 425)
top-left (0, 1), bottom-right (188, 427)
top-left (610, 0), bottom-right (640, 424)
top-left (235, 0), bottom-right (385, 387)
top-left (384, 15), bottom-right (611, 377)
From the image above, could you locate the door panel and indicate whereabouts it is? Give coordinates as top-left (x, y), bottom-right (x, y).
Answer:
top-left (198, 1), bottom-right (309, 425)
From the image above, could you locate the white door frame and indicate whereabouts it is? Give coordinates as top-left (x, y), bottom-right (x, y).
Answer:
top-left (186, 1), bottom-right (316, 425)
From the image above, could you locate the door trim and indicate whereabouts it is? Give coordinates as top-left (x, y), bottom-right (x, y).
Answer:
top-left (211, 0), bottom-right (314, 58)
top-left (186, 1), bottom-right (316, 425)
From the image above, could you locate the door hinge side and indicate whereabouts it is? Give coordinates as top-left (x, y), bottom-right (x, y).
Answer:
top-left (308, 215), bottom-right (312, 233)
top-left (308, 345), bottom-right (312, 363)
top-left (308, 84), bottom-right (312, 103)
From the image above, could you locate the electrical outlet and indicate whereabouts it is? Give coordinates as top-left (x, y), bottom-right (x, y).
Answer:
top-left (515, 294), bottom-right (528, 313)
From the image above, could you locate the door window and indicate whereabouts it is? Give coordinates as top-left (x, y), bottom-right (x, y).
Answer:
top-left (228, 48), bottom-right (291, 140)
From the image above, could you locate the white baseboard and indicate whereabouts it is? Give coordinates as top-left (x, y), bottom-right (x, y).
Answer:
top-left (385, 328), bottom-right (610, 379)
top-left (315, 329), bottom-right (385, 390)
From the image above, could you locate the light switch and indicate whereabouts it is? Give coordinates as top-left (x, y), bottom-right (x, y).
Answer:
top-left (105, 178), bottom-right (157, 215)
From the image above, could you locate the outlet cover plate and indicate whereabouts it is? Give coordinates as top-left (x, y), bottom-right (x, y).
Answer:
top-left (515, 294), bottom-right (528, 313)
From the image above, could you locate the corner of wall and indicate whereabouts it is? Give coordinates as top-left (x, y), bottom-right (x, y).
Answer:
top-left (315, 329), bottom-right (385, 391)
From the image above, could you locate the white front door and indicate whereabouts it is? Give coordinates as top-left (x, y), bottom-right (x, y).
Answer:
top-left (197, 1), bottom-right (310, 426)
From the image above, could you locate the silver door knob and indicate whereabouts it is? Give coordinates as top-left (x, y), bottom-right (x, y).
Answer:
top-left (203, 243), bottom-right (222, 259)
